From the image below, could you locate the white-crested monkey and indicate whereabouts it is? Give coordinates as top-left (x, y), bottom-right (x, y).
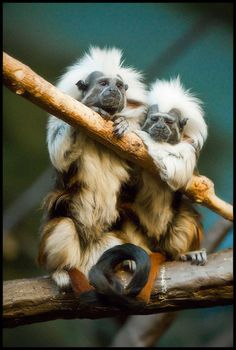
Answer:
top-left (38, 47), bottom-right (154, 301)
top-left (89, 77), bottom-right (208, 304)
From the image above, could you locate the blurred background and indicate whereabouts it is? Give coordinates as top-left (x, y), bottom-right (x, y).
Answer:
top-left (3, 3), bottom-right (233, 347)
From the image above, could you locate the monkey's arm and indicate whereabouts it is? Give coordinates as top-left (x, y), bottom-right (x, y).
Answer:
top-left (135, 132), bottom-right (197, 190)
top-left (47, 116), bottom-right (80, 172)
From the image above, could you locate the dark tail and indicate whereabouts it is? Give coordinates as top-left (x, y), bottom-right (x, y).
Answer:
top-left (79, 243), bottom-right (151, 307)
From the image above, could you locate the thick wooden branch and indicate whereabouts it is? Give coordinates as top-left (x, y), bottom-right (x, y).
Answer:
top-left (2, 52), bottom-right (233, 221)
top-left (110, 217), bottom-right (233, 347)
top-left (3, 249), bottom-right (233, 328)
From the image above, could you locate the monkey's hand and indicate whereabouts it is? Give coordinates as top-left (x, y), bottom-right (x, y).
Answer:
top-left (178, 248), bottom-right (207, 266)
top-left (113, 116), bottom-right (129, 138)
top-left (90, 106), bottom-right (111, 118)
top-left (134, 130), bottom-right (196, 191)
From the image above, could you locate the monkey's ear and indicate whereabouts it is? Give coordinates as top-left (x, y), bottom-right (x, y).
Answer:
top-left (76, 80), bottom-right (88, 91)
top-left (169, 108), bottom-right (181, 119)
top-left (179, 118), bottom-right (188, 130)
top-left (124, 84), bottom-right (128, 91)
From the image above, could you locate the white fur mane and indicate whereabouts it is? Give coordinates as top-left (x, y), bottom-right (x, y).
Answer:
top-left (56, 46), bottom-right (147, 104)
top-left (148, 77), bottom-right (207, 149)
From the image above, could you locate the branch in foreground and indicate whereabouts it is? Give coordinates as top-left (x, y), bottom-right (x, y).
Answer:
top-left (2, 52), bottom-right (233, 221)
top-left (3, 249), bottom-right (233, 328)
top-left (110, 217), bottom-right (233, 347)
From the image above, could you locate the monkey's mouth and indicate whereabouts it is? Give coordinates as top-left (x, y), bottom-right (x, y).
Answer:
top-left (102, 106), bottom-right (120, 115)
top-left (101, 96), bottom-right (121, 107)
top-left (99, 97), bottom-right (123, 115)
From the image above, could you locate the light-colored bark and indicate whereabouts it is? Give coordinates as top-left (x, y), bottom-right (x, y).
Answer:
top-left (2, 52), bottom-right (233, 221)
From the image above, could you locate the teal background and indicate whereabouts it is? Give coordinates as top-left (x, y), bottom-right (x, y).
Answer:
top-left (3, 3), bottom-right (233, 347)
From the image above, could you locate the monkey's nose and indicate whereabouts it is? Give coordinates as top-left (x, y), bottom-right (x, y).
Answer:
top-left (108, 88), bottom-right (118, 96)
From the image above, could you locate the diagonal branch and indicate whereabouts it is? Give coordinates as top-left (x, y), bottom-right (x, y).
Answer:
top-left (2, 52), bottom-right (233, 221)
top-left (3, 249), bottom-right (233, 328)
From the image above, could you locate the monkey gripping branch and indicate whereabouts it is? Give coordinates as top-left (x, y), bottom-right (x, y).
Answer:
top-left (2, 51), bottom-right (233, 221)
top-left (2, 52), bottom-right (233, 327)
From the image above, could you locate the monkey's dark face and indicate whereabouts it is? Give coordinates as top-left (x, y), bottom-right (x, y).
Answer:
top-left (76, 71), bottom-right (128, 116)
top-left (142, 105), bottom-right (188, 144)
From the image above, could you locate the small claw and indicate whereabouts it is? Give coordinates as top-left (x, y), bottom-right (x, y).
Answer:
top-left (199, 250), bottom-right (207, 266)
top-left (121, 260), bottom-right (136, 273)
top-left (113, 117), bottom-right (129, 138)
top-left (190, 253), bottom-right (198, 265)
top-left (179, 249), bottom-right (207, 266)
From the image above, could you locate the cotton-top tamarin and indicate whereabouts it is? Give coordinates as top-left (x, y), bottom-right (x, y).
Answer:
top-left (89, 77), bottom-right (208, 304)
top-left (38, 47), bottom-right (152, 299)
top-left (133, 79), bottom-right (208, 263)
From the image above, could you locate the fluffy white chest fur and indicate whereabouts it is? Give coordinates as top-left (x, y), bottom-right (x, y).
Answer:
top-left (71, 133), bottom-right (130, 230)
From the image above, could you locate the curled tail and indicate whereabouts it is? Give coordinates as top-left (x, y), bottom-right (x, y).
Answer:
top-left (79, 243), bottom-right (151, 307)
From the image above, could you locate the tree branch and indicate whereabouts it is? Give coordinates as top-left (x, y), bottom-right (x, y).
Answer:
top-left (110, 217), bottom-right (233, 347)
top-left (2, 52), bottom-right (233, 221)
top-left (3, 249), bottom-right (233, 328)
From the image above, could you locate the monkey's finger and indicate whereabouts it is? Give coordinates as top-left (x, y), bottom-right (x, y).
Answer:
top-left (198, 250), bottom-right (207, 266)
top-left (190, 253), bottom-right (198, 265)
top-left (195, 252), bottom-right (207, 266)
top-left (113, 116), bottom-right (127, 125)
top-left (179, 254), bottom-right (188, 262)
top-left (113, 123), bottom-right (129, 138)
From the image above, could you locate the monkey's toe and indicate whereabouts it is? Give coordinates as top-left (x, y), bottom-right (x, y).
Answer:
top-left (121, 259), bottom-right (136, 273)
top-left (179, 249), bottom-right (207, 266)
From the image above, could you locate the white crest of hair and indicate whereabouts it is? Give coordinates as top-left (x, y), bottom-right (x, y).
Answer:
top-left (56, 46), bottom-right (147, 105)
top-left (148, 76), bottom-right (207, 149)
top-left (47, 46), bottom-right (148, 171)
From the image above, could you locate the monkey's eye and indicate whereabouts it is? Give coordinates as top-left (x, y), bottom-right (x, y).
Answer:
top-left (150, 115), bottom-right (159, 122)
top-left (116, 82), bottom-right (124, 89)
top-left (99, 81), bottom-right (108, 86)
top-left (165, 119), bottom-right (174, 125)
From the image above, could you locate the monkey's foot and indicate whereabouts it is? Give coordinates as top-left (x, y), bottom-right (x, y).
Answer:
top-left (113, 116), bottom-right (129, 138)
top-left (121, 259), bottom-right (136, 273)
top-left (179, 248), bottom-right (207, 266)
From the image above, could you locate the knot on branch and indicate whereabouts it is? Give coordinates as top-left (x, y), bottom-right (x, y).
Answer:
top-left (186, 175), bottom-right (215, 203)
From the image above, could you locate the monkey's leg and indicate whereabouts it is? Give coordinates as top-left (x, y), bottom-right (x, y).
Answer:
top-left (67, 268), bottom-right (94, 295)
top-left (161, 200), bottom-right (206, 265)
top-left (178, 248), bottom-right (207, 266)
top-left (39, 217), bottom-right (94, 295)
top-left (136, 252), bottom-right (166, 303)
